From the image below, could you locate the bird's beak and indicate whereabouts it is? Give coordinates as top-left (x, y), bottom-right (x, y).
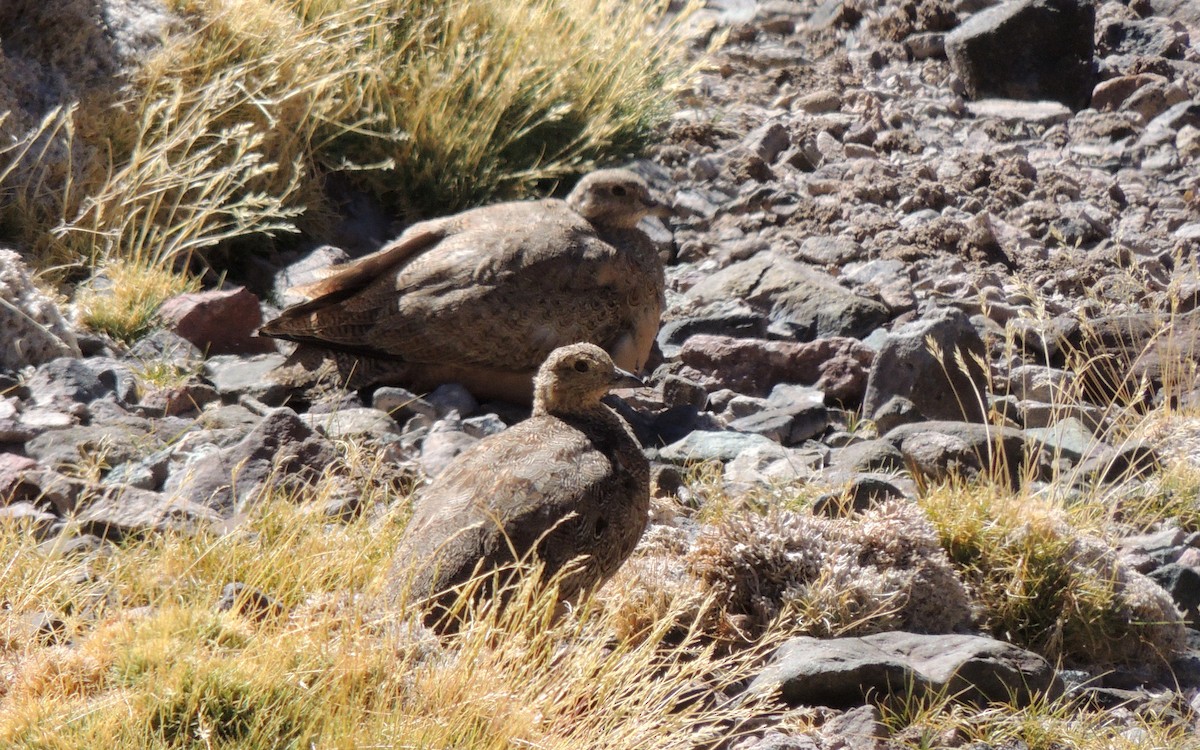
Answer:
top-left (642, 195), bottom-right (672, 219)
top-left (611, 366), bottom-right (644, 389)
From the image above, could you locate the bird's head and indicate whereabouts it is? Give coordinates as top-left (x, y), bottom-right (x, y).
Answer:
top-left (533, 343), bottom-right (643, 416)
top-left (566, 169), bottom-right (670, 229)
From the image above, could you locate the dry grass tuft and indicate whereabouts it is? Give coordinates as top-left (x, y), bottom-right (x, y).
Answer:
top-left (0, 472), bottom-right (776, 748)
top-left (1, 0), bottom-right (693, 282)
top-left (604, 500), bottom-right (974, 647)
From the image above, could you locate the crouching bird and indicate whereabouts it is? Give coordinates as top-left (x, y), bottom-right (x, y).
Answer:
top-left (380, 343), bottom-right (650, 630)
top-left (259, 169), bottom-right (668, 405)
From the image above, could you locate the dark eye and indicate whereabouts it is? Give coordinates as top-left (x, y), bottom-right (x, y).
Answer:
top-left (574, 360), bottom-right (589, 373)
top-left (611, 185), bottom-right (627, 197)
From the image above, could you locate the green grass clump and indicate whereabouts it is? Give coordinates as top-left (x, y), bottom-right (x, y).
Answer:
top-left (921, 485), bottom-right (1186, 669)
top-left (883, 688), bottom-right (1198, 750)
top-left (0, 0), bottom-right (692, 284)
top-left (74, 260), bottom-right (201, 343)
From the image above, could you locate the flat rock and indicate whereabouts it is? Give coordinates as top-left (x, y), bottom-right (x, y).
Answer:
top-left (883, 420), bottom-right (1035, 484)
top-left (302, 407), bottom-right (400, 440)
top-left (24, 420), bottom-right (167, 472)
top-left (659, 429), bottom-right (790, 464)
top-left (679, 334), bottom-right (872, 401)
top-left (683, 252), bottom-right (889, 341)
top-left (966, 98), bottom-right (1073, 124)
top-left (24, 357), bottom-right (115, 408)
top-left (74, 483), bottom-right (221, 540)
top-left (204, 354), bottom-right (289, 405)
top-left (747, 632), bottom-right (1062, 708)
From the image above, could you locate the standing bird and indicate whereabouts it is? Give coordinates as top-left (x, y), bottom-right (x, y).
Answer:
top-left (381, 343), bottom-right (650, 629)
top-left (259, 169), bottom-right (668, 404)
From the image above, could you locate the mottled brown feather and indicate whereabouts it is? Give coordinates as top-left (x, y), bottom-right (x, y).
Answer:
top-left (259, 169), bottom-right (666, 403)
top-left (380, 343), bottom-right (650, 629)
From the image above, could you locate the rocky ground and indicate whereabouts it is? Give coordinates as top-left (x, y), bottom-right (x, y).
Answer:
top-left (6, 0), bottom-right (1200, 746)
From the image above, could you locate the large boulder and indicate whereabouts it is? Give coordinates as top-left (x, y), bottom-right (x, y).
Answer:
top-left (945, 0), bottom-right (1096, 111)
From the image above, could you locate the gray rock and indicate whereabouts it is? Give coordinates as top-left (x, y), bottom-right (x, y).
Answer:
top-left (747, 632), bottom-right (1061, 708)
top-left (812, 474), bottom-right (908, 516)
top-left (883, 420), bottom-right (1035, 485)
top-left (1098, 18), bottom-right (1189, 59)
top-left (659, 430), bottom-right (790, 464)
top-left (24, 357), bottom-right (114, 408)
top-left (862, 308), bottom-right (990, 430)
top-left (373, 386), bottom-right (437, 420)
top-left (1009, 364), bottom-right (1074, 402)
top-left (820, 704), bottom-right (888, 750)
top-left (679, 334), bottom-right (872, 402)
top-left (656, 305), bottom-right (769, 358)
top-left (0, 249), bottom-right (80, 372)
top-left (165, 407), bottom-right (337, 512)
top-left (945, 0), bottom-right (1095, 110)
top-left (462, 413), bottom-right (509, 438)
top-left (272, 245), bottom-right (352, 308)
top-left (747, 635), bottom-right (916, 708)
top-left (1024, 417), bottom-right (1096, 465)
top-left (965, 98), bottom-right (1073, 124)
top-left (74, 483), bottom-right (221, 540)
top-left (795, 235), bottom-right (865, 266)
top-left (723, 444), bottom-right (824, 490)
top-left (204, 353), bottom-right (289, 405)
top-left (684, 252), bottom-right (889, 341)
top-left (128, 328), bottom-right (204, 365)
top-left (24, 419), bottom-right (166, 473)
top-left (827, 439), bottom-right (906, 474)
top-left (302, 407), bottom-right (400, 440)
top-left (742, 122), bottom-right (790, 164)
top-left (419, 419), bottom-right (480, 478)
top-left (1075, 440), bottom-right (1161, 484)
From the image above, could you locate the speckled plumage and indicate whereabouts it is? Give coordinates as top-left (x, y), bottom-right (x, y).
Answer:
top-left (259, 169), bottom-right (666, 404)
top-left (381, 343), bottom-right (650, 628)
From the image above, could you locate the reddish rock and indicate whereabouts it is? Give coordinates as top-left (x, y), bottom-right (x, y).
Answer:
top-left (0, 453), bottom-right (39, 500)
top-left (678, 334), bottom-right (873, 403)
top-left (158, 287), bottom-right (277, 356)
top-left (1091, 74), bottom-right (1164, 112)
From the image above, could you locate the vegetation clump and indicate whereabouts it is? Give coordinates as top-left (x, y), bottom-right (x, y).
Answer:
top-left (922, 486), bottom-right (1187, 669)
top-left (0, 0), bottom-right (691, 298)
top-left (608, 500), bottom-right (975, 645)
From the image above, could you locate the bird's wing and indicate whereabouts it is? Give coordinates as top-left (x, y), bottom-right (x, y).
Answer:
top-left (259, 218), bottom-right (450, 340)
top-left (261, 202), bottom-right (653, 372)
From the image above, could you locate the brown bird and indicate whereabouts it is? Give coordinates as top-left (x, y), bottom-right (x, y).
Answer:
top-left (381, 342), bottom-right (650, 629)
top-left (259, 169), bottom-right (668, 404)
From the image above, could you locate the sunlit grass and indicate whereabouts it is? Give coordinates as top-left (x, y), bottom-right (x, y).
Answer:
top-left (1, 0), bottom-right (694, 282)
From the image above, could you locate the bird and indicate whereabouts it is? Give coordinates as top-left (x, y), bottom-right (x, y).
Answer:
top-left (380, 342), bottom-right (651, 630)
top-left (259, 169), bottom-right (668, 404)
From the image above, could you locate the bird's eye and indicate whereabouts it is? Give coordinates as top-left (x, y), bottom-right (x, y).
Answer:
top-left (574, 360), bottom-right (589, 373)
top-left (611, 185), bottom-right (627, 197)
